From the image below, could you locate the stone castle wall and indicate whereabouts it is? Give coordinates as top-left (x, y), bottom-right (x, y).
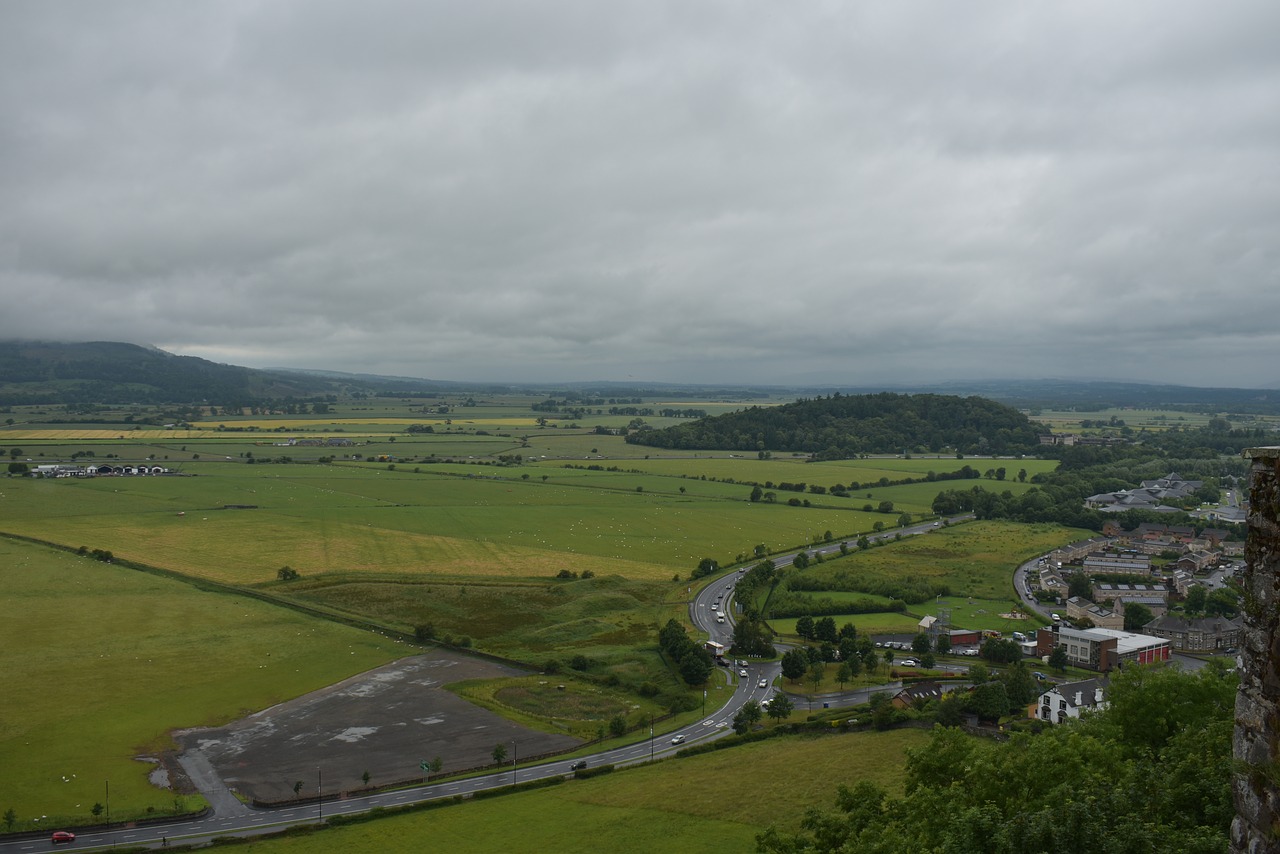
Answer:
top-left (1233, 447), bottom-right (1280, 854)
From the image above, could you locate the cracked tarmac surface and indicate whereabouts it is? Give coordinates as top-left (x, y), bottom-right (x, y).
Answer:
top-left (175, 650), bottom-right (582, 803)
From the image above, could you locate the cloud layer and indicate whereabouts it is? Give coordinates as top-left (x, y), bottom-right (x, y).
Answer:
top-left (3, 1), bottom-right (1278, 386)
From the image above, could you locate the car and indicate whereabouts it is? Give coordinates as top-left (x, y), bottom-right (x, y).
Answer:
top-left (901, 658), bottom-right (918, 667)
top-left (739, 669), bottom-right (748, 677)
top-left (671, 734), bottom-right (686, 745)
top-left (570, 760), bottom-right (588, 771)
top-left (1051, 613), bottom-right (1061, 621)
top-left (758, 678), bottom-right (768, 689)
top-left (51, 831), bottom-right (76, 844)
top-left (716, 615), bottom-right (725, 623)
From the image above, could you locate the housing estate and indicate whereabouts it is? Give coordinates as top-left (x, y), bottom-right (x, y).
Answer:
top-left (1092, 583), bottom-right (1168, 614)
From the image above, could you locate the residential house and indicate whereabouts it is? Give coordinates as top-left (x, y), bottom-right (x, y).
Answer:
top-left (1092, 583), bottom-right (1168, 606)
top-left (1083, 551), bottom-right (1152, 575)
top-left (1064, 596), bottom-right (1124, 630)
top-left (1177, 551), bottom-right (1218, 574)
top-left (1036, 678), bottom-right (1108, 724)
top-left (1143, 614), bottom-right (1243, 653)
top-left (892, 681), bottom-right (945, 710)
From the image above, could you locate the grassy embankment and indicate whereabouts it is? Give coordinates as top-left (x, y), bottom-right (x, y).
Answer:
top-left (765, 520), bottom-right (1091, 638)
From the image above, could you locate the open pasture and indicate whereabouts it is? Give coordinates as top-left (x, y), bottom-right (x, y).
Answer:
top-left (789, 520), bottom-right (1087, 602)
top-left (286, 573), bottom-right (669, 663)
top-left (0, 537), bottom-right (405, 826)
top-left (0, 464), bottom-right (929, 585)
top-left (446, 671), bottom-right (671, 741)
top-left (221, 728), bottom-right (929, 854)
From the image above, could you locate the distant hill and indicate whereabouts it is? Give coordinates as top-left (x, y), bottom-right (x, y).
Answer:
top-left (0, 341), bottom-right (321, 405)
top-left (4, 339), bottom-right (1279, 414)
top-left (625, 392), bottom-right (1044, 458)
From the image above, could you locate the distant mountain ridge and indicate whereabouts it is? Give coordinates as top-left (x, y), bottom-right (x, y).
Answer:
top-left (0, 340), bottom-right (359, 406)
top-left (2, 340), bottom-right (1279, 412)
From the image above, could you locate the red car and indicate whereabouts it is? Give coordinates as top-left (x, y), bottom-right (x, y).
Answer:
top-left (51, 830), bottom-right (76, 844)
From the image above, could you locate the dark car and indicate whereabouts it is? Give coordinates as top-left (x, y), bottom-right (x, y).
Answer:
top-left (51, 831), bottom-right (76, 844)
top-left (569, 760), bottom-right (588, 771)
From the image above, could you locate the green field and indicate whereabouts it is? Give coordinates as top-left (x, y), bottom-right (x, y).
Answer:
top-left (759, 521), bottom-right (1083, 637)
top-left (0, 457), bottom-right (1025, 586)
top-left (786, 520), bottom-right (1085, 601)
top-left (208, 728), bottom-right (930, 853)
top-left (1, 399), bottom-right (1072, 840)
top-left (0, 537), bottom-right (405, 828)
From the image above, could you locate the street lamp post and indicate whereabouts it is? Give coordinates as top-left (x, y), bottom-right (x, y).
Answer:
top-left (511, 742), bottom-right (517, 786)
top-left (105, 779), bottom-right (110, 829)
top-left (317, 768), bottom-right (323, 824)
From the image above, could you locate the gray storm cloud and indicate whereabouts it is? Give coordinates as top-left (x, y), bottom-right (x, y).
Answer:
top-left (2, 1), bottom-right (1277, 386)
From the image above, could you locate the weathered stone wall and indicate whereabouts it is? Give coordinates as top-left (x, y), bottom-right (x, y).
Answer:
top-left (1233, 447), bottom-right (1280, 854)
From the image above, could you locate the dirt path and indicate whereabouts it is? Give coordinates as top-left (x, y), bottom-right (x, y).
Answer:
top-left (175, 650), bottom-right (581, 804)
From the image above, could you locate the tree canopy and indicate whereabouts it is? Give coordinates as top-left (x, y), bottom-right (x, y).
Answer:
top-left (625, 392), bottom-right (1043, 458)
top-left (757, 662), bottom-right (1237, 854)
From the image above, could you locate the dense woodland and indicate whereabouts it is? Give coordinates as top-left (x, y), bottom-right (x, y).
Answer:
top-left (627, 392), bottom-right (1044, 457)
top-left (758, 663), bottom-right (1236, 854)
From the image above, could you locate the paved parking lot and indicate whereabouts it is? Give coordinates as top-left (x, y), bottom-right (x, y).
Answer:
top-left (175, 650), bottom-right (582, 803)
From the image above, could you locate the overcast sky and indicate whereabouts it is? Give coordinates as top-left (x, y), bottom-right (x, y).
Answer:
top-left (3, 2), bottom-right (1278, 388)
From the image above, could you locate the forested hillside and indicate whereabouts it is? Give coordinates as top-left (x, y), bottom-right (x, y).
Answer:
top-left (626, 392), bottom-right (1043, 458)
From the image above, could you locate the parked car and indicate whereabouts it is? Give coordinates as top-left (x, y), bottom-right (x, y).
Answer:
top-left (570, 760), bottom-right (588, 771)
top-left (671, 734), bottom-right (686, 745)
top-left (51, 831), bottom-right (76, 844)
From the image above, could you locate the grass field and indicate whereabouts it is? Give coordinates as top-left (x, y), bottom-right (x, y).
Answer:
top-left (759, 521), bottom-right (1083, 636)
top-left (211, 727), bottom-right (930, 853)
top-left (1, 403), bottom-right (1067, 840)
top-left (788, 520), bottom-right (1087, 601)
top-left (445, 673), bottom-right (672, 741)
top-left (0, 537), bottom-right (405, 828)
top-left (0, 463), bottom-right (975, 585)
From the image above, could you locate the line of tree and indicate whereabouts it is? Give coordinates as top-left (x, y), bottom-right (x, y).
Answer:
top-left (658, 619), bottom-right (714, 686)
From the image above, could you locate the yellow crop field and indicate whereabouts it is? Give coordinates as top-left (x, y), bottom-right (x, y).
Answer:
top-left (4, 429), bottom-right (224, 440)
